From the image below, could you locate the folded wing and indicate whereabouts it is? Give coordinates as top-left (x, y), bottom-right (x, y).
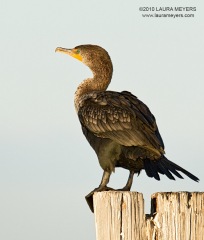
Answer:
top-left (78, 90), bottom-right (164, 157)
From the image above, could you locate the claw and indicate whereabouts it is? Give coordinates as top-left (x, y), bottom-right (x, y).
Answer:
top-left (85, 186), bottom-right (115, 213)
top-left (116, 186), bottom-right (131, 191)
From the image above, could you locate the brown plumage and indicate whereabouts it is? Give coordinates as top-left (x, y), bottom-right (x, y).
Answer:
top-left (56, 44), bottom-right (199, 196)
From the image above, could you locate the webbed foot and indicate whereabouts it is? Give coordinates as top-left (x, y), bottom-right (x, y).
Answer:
top-left (116, 186), bottom-right (131, 191)
top-left (85, 186), bottom-right (115, 213)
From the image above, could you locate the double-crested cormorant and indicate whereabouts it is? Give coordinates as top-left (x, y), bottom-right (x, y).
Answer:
top-left (56, 44), bottom-right (199, 210)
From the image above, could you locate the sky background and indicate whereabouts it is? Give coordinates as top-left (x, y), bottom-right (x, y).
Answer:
top-left (1, 0), bottom-right (204, 239)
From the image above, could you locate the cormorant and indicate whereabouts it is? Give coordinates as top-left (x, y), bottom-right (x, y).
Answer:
top-left (55, 44), bottom-right (199, 211)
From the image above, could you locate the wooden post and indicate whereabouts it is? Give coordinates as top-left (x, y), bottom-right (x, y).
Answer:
top-left (149, 192), bottom-right (204, 240)
top-left (93, 191), bottom-right (204, 240)
top-left (93, 191), bottom-right (145, 240)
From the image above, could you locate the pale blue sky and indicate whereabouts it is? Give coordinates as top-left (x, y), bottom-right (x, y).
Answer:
top-left (0, 0), bottom-right (204, 239)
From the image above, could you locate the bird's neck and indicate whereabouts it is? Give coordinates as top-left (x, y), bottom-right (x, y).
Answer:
top-left (74, 67), bottom-right (113, 112)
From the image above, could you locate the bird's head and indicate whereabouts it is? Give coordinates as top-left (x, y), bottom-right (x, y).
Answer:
top-left (55, 44), bottom-right (113, 74)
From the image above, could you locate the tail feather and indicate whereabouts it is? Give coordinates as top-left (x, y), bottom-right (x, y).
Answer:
top-left (157, 160), bottom-right (175, 180)
top-left (144, 159), bottom-right (175, 180)
top-left (163, 158), bottom-right (199, 182)
top-left (163, 161), bottom-right (184, 179)
top-left (144, 160), bottom-right (160, 180)
top-left (143, 156), bottom-right (199, 182)
top-left (158, 159), bottom-right (185, 179)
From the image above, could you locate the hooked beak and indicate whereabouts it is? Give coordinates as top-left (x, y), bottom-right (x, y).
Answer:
top-left (55, 47), bottom-right (83, 62)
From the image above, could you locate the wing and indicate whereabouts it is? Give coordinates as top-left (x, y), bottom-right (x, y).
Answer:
top-left (78, 91), bottom-right (165, 156)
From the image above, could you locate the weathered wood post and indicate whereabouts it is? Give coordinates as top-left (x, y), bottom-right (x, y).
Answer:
top-left (93, 191), bottom-right (145, 240)
top-left (93, 191), bottom-right (204, 240)
top-left (148, 192), bottom-right (204, 240)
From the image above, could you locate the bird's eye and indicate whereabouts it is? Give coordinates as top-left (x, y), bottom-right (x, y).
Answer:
top-left (75, 49), bottom-right (80, 54)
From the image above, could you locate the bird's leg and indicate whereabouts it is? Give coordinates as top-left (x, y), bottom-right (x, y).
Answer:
top-left (117, 170), bottom-right (135, 191)
top-left (85, 170), bottom-right (114, 212)
top-left (96, 170), bottom-right (113, 191)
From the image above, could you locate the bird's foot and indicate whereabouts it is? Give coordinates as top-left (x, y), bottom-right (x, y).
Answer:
top-left (116, 171), bottom-right (134, 191)
top-left (85, 186), bottom-right (115, 213)
top-left (116, 186), bottom-right (131, 191)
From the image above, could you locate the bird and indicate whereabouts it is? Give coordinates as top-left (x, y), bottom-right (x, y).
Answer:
top-left (55, 44), bottom-right (199, 210)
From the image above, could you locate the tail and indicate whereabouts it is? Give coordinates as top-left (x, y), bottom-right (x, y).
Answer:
top-left (143, 156), bottom-right (199, 182)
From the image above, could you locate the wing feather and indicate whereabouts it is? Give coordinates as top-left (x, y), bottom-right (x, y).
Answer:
top-left (78, 90), bottom-right (164, 156)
